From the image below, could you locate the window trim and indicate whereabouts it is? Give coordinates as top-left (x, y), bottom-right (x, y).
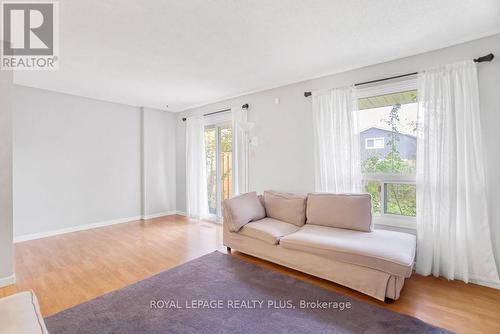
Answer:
top-left (363, 174), bottom-right (417, 229)
top-left (373, 214), bottom-right (416, 230)
top-left (356, 77), bottom-right (417, 99)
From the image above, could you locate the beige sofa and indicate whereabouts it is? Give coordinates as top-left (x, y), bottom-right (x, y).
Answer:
top-left (222, 191), bottom-right (416, 301)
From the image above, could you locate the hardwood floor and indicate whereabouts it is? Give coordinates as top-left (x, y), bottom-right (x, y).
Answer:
top-left (1, 215), bottom-right (500, 333)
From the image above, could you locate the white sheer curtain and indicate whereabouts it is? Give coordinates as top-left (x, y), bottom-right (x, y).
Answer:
top-left (416, 60), bottom-right (499, 284)
top-left (185, 116), bottom-right (209, 219)
top-left (312, 86), bottom-right (362, 193)
top-left (231, 106), bottom-right (249, 195)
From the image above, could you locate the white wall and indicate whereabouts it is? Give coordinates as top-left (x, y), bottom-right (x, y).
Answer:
top-left (142, 107), bottom-right (177, 217)
top-left (0, 68), bottom-right (14, 285)
top-left (176, 34), bottom-right (500, 267)
top-left (13, 87), bottom-right (177, 239)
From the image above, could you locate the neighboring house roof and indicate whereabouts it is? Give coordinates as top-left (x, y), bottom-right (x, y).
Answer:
top-left (360, 127), bottom-right (416, 139)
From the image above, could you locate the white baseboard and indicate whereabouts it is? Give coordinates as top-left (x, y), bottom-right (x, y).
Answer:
top-left (0, 274), bottom-right (16, 288)
top-left (141, 210), bottom-right (177, 220)
top-left (445, 272), bottom-right (500, 290)
top-left (14, 215), bottom-right (142, 243)
top-left (13, 211), bottom-right (187, 243)
top-left (175, 211), bottom-right (187, 216)
top-left (470, 278), bottom-right (500, 290)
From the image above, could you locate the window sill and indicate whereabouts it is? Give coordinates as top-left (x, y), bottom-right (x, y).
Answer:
top-left (373, 215), bottom-right (416, 230)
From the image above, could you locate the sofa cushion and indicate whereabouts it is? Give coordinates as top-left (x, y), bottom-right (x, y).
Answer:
top-left (263, 190), bottom-right (307, 227)
top-left (280, 224), bottom-right (416, 277)
top-left (239, 218), bottom-right (301, 245)
top-left (223, 192), bottom-right (266, 232)
top-left (258, 194), bottom-right (266, 215)
top-left (306, 193), bottom-right (373, 232)
top-left (0, 290), bottom-right (49, 334)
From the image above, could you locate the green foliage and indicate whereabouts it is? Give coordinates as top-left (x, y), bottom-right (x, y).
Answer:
top-left (364, 181), bottom-right (381, 213)
top-left (362, 152), bottom-right (416, 217)
top-left (385, 183), bottom-right (416, 216)
top-left (361, 152), bottom-right (415, 175)
top-left (220, 127), bottom-right (232, 152)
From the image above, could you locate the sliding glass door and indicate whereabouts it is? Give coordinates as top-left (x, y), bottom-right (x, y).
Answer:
top-left (204, 122), bottom-right (233, 220)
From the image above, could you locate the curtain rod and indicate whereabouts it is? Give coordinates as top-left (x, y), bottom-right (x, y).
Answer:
top-left (303, 53), bottom-right (495, 97)
top-left (182, 103), bottom-right (249, 122)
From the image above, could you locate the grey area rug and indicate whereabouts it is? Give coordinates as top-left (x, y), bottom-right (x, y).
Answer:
top-left (45, 251), bottom-right (451, 334)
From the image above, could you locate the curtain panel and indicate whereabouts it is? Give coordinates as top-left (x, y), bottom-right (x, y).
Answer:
top-left (185, 116), bottom-right (209, 219)
top-left (312, 86), bottom-right (362, 193)
top-left (231, 106), bottom-right (249, 195)
top-left (416, 60), bottom-right (499, 284)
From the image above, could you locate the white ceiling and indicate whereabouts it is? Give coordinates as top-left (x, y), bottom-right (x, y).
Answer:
top-left (14, 0), bottom-right (500, 111)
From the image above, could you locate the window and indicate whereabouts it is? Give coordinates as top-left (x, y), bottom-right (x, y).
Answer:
top-left (356, 79), bottom-right (417, 228)
top-left (204, 121), bottom-right (233, 220)
top-left (384, 183), bottom-right (416, 217)
top-left (365, 137), bottom-right (384, 149)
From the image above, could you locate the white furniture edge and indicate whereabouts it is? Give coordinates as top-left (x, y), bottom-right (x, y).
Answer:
top-left (0, 274), bottom-right (15, 288)
top-left (0, 290), bottom-right (49, 333)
